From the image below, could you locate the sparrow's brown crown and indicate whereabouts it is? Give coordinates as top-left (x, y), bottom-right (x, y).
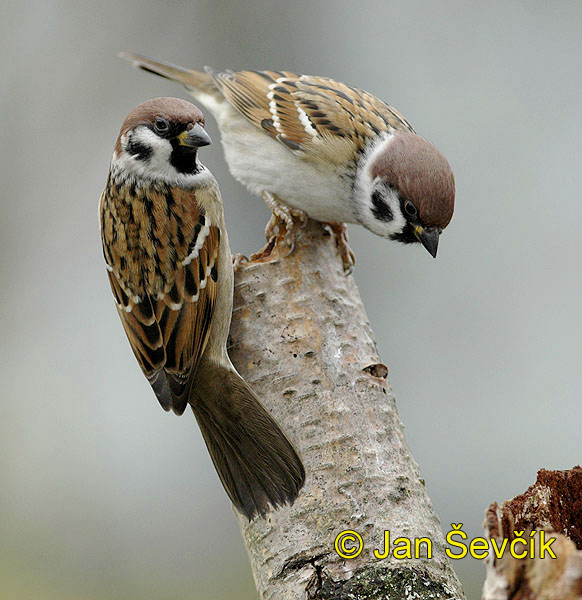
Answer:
top-left (370, 131), bottom-right (455, 230)
top-left (115, 97), bottom-right (205, 153)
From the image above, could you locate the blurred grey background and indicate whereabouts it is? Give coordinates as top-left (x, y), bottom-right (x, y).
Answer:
top-left (1, 1), bottom-right (581, 598)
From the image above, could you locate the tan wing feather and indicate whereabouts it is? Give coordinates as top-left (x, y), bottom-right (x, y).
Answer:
top-left (102, 181), bottom-right (221, 415)
top-left (161, 225), bottom-right (220, 376)
top-left (206, 68), bottom-right (415, 163)
top-left (205, 68), bottom-right (285, 133)
top-left (108, 271), bottom-right (166, 374)
top-left (293, 76), bottom-right (415, 147)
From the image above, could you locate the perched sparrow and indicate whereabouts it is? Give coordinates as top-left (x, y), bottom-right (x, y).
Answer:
top-left (120, 53), bottom-right (455, 266)
top-left (99, 97), bottom-right (304, 519)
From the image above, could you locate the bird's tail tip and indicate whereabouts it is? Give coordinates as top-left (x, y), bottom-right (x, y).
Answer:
top-left (118, 51), bottom-right (205, 89)
top-left (190, 365), bottom-right (305, 520)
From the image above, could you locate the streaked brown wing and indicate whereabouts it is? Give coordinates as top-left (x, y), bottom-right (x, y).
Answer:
top-left (107, 270), bottom-right (166, 376)
top-left (293, 75), bottom-right (415, 147)
top-left (156, 223), bottom-right (220, 376)
top-left (205, 68), bottom-right (295, 137)
top-left (206, 68), bottom-right (415, 158)
top-left (103, 183), bottom-right (221, 415)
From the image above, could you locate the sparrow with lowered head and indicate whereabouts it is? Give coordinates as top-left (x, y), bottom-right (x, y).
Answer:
top-left (99, 97), bottom-right (304, 519)
top-left (120, 53), bottom-right (455, 268)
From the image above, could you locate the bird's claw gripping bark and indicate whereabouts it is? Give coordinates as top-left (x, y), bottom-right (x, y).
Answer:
top-left (232, 253), bottom-right (249, 272)
top-left (323, 222), bottom-right (356, 275)
top-left (260, 192), bottom-right (308, 259)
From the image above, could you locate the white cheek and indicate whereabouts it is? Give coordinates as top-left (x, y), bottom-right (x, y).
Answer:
top-left (125, 127), bottom-right (173, 163)
top-left (138, 127), bottom-right (173, 169)
top-left (353, 132), bottom-right (406, 238)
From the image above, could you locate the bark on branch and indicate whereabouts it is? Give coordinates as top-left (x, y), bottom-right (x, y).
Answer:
top-left (228, 220), bottom-right (466, 599)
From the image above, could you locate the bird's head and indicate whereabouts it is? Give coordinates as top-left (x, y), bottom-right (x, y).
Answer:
top-left (112, 97), bottom-right (212, 184)
top-left (354, 130), bottom-right (455, 258)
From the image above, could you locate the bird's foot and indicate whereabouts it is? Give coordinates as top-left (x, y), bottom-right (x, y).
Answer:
top-left (262, 192), bottom-right (307, 257)
top-left (323, 222), bottom-right (356, 275)
top-left (248, 237), bottom-right (278, 263)
top-left (232, 253), bottom-right (248, 272)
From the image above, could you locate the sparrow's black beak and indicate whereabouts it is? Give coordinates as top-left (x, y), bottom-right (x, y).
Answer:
top-left (177, 123), bottom-right (212, 148)
top-left (415, 226), bottom-right (440, 258)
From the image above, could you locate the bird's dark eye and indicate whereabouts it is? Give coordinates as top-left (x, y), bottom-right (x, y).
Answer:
top-left (154, 117), bottom-right (170, 133)
top-left (404, 200), bottom-right (418, 218)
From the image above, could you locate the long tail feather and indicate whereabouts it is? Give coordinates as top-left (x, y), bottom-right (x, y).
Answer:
top-left (118, 52), bottom-right (215, 94)
top-left (190, 363), bottom-right (305, 520)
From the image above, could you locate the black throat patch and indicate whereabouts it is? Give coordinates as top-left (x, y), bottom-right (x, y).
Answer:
top-left (170, 144), bottom-right (199, 175)
top-left (391, 222), bottom-right (418, 244)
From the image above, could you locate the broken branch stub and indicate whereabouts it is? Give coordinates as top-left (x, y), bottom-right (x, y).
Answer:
top-left (483, 466), bottom-right (582, 600)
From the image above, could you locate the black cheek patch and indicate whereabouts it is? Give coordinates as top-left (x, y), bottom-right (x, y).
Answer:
top-left (126, 137), bottom-right (152, 161)
top-left (371, 190), bottom-right (393, 222)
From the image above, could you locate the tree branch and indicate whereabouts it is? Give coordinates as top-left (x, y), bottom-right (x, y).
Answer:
top-left (228, 220), bottom-right (466, 599)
